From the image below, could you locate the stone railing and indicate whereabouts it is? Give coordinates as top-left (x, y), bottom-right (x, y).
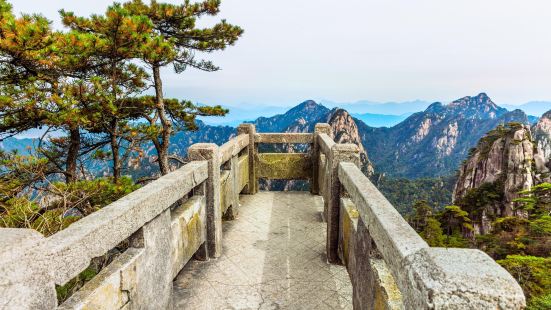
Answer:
top-left (0, 123), bottom-right (526, 309)
top-left (312, 123), bottom-right (526, 309)
top-left (0, 128), bottom-right (253, 309)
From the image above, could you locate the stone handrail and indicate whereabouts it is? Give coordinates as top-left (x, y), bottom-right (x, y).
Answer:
top-left (1, 161), bottom-right (211, 309)
top-left (336, 161), bottom-right (526, 309)
top-left (0, 131), bottom-right (254, 309)
top-left (0, 123), bottom-right (527, 309)
top-left (309, 123), bottom-right (525, 309)
top-left (254, 132), bottom-right (313, 144)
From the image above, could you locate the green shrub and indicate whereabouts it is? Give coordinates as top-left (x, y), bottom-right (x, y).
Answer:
top-left (498, 255), bottom-right (551, 304)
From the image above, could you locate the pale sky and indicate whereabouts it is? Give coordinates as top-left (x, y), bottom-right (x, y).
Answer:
top-left (9, 0), bottom-right (551, 107)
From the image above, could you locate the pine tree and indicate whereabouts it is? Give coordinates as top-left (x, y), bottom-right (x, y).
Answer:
top-left (421, 218), bottom-right (445, 247)
top-left (121, 0), bottom-right (243, 174)
top-left (0, 2), bottom-right (91, 182)
top-left (60, 5), bottom-right (153, 181)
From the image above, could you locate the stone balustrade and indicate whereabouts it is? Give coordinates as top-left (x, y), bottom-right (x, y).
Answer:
top-left (0, 123), bottom-right (526, 310)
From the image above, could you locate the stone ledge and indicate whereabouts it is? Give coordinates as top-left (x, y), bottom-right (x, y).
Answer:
top-left (219, 134), bottom-right (249, 164)
top-left (401, 248), bottom-right (525, 309)
top-left (256, 153), bottom-right (312, 180)
top-left (58, 248), bottom-right (144, 310)
top-left (318, 133), bottom-right (335, 156)
top-left (46, 161), bottom-right (209, 285)
top-left (254, 133), bottom-right (313, 144)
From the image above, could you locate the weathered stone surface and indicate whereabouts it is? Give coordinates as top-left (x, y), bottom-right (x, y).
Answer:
top-left (227, 153), bottom-right (240, 219)
top-left (339, 198), bottom-right (359, 266)
top-left (338, 162), bottom-right (428, 266)
top-left (130, 210), bottom-right (174, 310)
top-left (318, 133), bottom-right (336, 156)
top-left (338, 162), bottom-right (525, 309)
top-left (351, 218), bottom-right (375, 310)
top-left (58, 248), bottom-right (143, 310)
top-left (256, 153), bottom-right (312, 180)
top-left (402, 248), bottom-right (525, 309)
top-left (219, 134), bottom-right (249, 165)
top-left (173, 192), bottom-right (353, 309)
top-left (170, 196), bottom-right (206, 278)
top-left (237, 124), bottom-right (257, 194)
top-left (220, 170), bottom-right (232, 213)
top-left (370, 259), bottom-right (403, 310)
top-left (254, 132), bottom-right (313, 144)
top-left (339, 199), bottom-right (403, 310)
top-left (312, 123), bottom-right (332, 194)
top-left (46, 161), bottom-right (208, 285)
top-left (326, 144), bottom-right (360, 263)
top-left (534, 110), bottom-right (551, 163)
top-left (0, 229), bottom-right (57, 309)
top-left (188, 143), bottom-right (222, 258)
top-left (318, 154), bottom-right (327, 199)
top-left (237, 154), bottom-right (249, 192)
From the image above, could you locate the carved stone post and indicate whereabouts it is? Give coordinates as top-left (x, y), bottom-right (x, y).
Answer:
top-left (326, 144), bottom-right (360, 264)
top-left (312, 123), bottom-right (331, 195)
top-left (227, 153), bottom-right (240, 219)
top-left (130, 210), bottom-right (174, 309)
top-left (188, 143), bottom-right (222, 258)
top-left (193, 182), bottom-right (209, 261)
top-left (0, 229), bottom-right (57, 309)
top-left (237, 124), bottom-right (257, 194)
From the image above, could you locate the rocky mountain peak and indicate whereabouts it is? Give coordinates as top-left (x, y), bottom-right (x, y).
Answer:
top-left (541, 110), bottom-right (551, 120)
top-left (327, 109), bottom-right (374, 176)
top-left (453, 122), bottom-right (550, 234)
top-left (425, 102), bottom-right (445, 114)
top-left (533, 109), bottom-right (551, 171)
top-left (254, 100), bottom-right (329, 133)
top-left (290, 100), bottom-right (323, 113)
top-left (446, 93), bottom-right (504, 119)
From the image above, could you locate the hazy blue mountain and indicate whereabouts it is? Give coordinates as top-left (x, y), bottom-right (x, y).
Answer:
top-left (0, 94), bottom-right (537, 181)
top-left (360, 93), bottom-right (532, 178)
top-left (198, 104), bottom-right (290, 126)
top-left (502, 101), bottom-right (551, 117)
top-left (0, 137), bottom-right (35, 154)
top-left (321, 99), bottom-right (431, 115)
top-left (253, 100), bottom-right (330, 132)
top-left (351, 112), bottom-right (412, 127)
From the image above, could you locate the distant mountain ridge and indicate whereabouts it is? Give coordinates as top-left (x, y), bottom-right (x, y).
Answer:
top-left (351, 112), bottom-right (411, 128)
top-left (320, 99), bottom-right (431, 115)
top-left (502, 101), bottom-right (551, 117)
top-left (360, 93), bottom-right (535, 178)
top-left (1, 93), bottom-right (543, 180)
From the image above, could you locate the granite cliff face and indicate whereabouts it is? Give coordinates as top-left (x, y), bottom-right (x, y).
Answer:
top-left (360, 93), bottom-right (533, 178)
top-left (533, 110), bottom-right (551, 174)
top-left (326, 109), bottom-right (374, 175)
top-left (452, 122), bottom-right (551, 234)
top-left (252, 101), bottom-right (374, 190)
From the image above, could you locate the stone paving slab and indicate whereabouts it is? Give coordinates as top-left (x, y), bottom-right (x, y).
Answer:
top-left (173, 192), bottom-right (353, 309)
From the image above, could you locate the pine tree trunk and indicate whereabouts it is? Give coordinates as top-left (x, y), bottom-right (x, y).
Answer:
top-left (66, 128), bottom-right (81, 183)
top-left (152, 64), bottom-right (171, 175)
top-left (110, 121), bottom-right (121, 183)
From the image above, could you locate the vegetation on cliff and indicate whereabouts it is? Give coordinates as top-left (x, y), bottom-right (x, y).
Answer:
top-left (409, 121), bottom-right (551, 308)
top-left (0, 0), bottom-right (241, 233)
top-left (0, 0), bottom-right (241, 302)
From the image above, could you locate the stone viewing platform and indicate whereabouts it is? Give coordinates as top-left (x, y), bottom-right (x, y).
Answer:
top-left (0, 124), bottom-right (526, 309)
top-left (173, 192), bottom-right (353, 309)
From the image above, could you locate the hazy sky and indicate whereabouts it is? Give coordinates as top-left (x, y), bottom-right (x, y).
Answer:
top-left (9, 0), bottom-right (551, 107)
